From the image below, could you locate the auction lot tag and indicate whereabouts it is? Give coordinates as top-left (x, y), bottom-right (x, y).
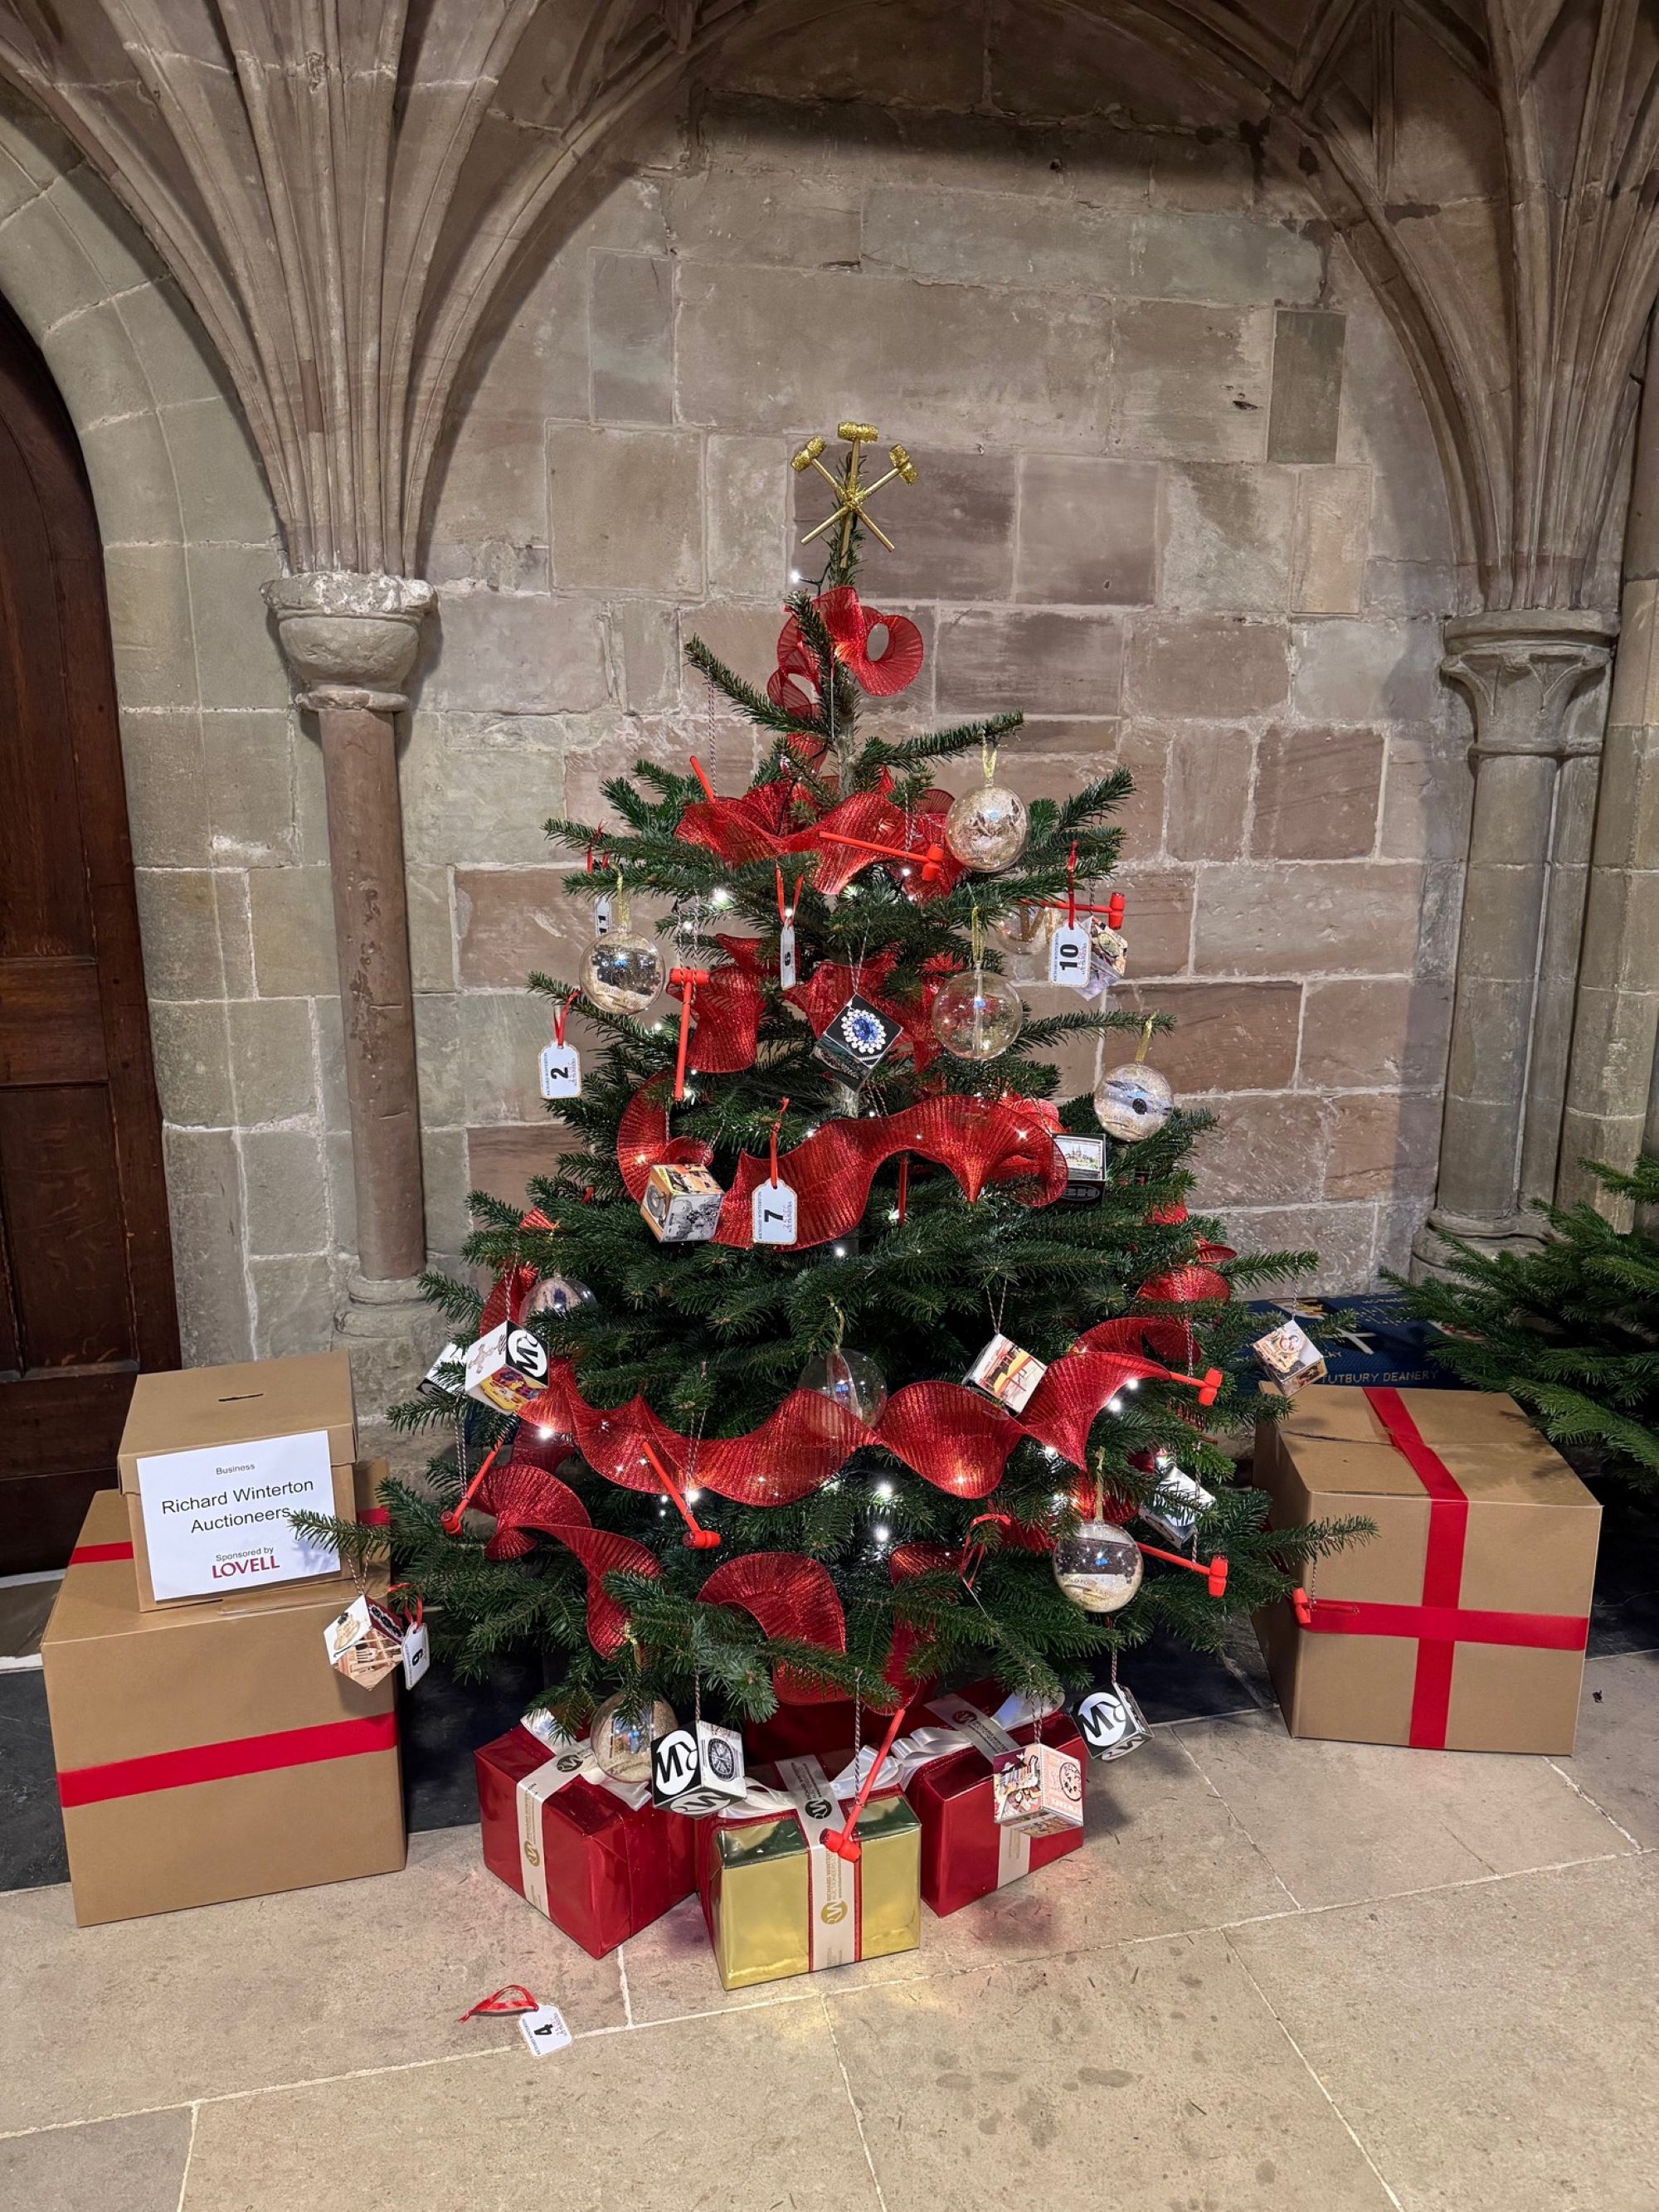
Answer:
top-left (520, 2005), bottom-right (572, 2056)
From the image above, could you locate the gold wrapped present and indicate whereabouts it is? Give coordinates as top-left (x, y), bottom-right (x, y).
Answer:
top-left (693, 1753), bottom-right (921, 1991)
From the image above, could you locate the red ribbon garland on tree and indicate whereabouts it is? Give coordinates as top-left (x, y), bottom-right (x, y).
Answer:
top-left (617, 1077), bottom-right (1067, 1249)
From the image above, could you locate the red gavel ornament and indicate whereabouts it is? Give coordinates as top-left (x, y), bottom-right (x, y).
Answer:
top-left (669, 965), bottom-right (710, 1102)
top-left (820, 829), bottom-right (947, 883)
top-left (823, 1702), bottom-right (910, 1864)
top-left (641, 1438), bottom-right (720, 1549)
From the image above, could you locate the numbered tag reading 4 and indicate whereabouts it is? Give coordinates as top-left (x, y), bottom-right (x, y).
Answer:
top-left (1048, 924), bottom-right (1091, 989)
top-left (519, 2005), bottom-right (572, 2057)
top-left (752, 1179), bottom-right (798, 1245)
top-left (538, 1043), bottom-right (581, 1100)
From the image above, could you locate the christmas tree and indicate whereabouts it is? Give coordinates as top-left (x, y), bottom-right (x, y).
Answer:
top-left (304, 426), bottom-right (1360, 1748)
top-left (1398, 1157), bottom-right (1659, 1496)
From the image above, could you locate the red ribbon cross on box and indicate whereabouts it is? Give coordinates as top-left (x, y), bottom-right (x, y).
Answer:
top-left (1297, 1386), bottom-right (1589, 1748)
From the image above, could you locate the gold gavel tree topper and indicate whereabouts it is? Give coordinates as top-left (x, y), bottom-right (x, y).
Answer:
top-left (791, 421), bottom-right (917, 560)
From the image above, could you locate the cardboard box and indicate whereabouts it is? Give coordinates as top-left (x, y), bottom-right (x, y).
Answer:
top-left (1253, 1386), bottom-right (1599, 1754)
top-left (42, 1490), bottom-right (405, 1926)
top-left (118, 1352), bottom-right (358, 1610)
top-left (695, 1753), bottom-right (921, 1991)
top-left (474, 1723), bottom-right (696, 1957)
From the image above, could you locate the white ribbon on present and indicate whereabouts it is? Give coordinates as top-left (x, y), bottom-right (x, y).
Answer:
top-left (513, 1721), bottom-right (649, 1918)
top-left (825, 1690), bottom-right (1062, 1892)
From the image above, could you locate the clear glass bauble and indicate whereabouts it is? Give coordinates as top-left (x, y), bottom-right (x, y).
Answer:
top-left (1093, 1062), bottom-right (1175, 1141)
top-left (945, 782), bottom-right (1030, 872)
top-left (799, 1346), bottom-right (888, 1425)
top-left (930, 968), bottom-right (1025, 1061)
top-left (992, 901), bottom-right (1056, 951)
top-left (1052, 1519), bottom-right (1144, 1614)
top-left (589, 1692), bottom-right (677, 1783)
top-left (528, 1272), bottom-right (595, 1317)
top-left (582, 934), bottom-right (664, 1015)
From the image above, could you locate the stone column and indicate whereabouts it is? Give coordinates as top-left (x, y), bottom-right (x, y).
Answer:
top-left (1559, 315), bottom-right (1659, 1224)
top-left (264, 571), bottom-right (437, 1403)
top-left (1411, 611), bottom-right (1614, 1276)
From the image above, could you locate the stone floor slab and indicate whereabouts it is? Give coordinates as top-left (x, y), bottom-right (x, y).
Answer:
top-left (826, 1932), bottom-right (1396, 2211)
top-left (179, 1997), bottom-right (881, 2212)
top-left (1176, 1709), bottom-right (1635, 1908)
top-left (1556, 1650), bottom-right (1659, 1845)
top-left (1227, 1855), bottom-right (1659, 2212)
top-left (0, 1826), bottom-right (625, 2132)
top-left (0, 2108), bottom-right (192, 2212)
top-left (620, 1728), bottom-right (1293, 2021)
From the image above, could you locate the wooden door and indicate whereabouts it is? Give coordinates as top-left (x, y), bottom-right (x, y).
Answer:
top-left (0, 294), bottom-right (178, 1572)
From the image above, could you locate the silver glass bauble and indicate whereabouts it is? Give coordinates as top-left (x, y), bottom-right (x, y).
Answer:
top-left (930, 968), bottom-right (1025, 1061)
top-left (589, 1692), bottom-right (677, 1783)
top-left (1051, 1519), bottom-right (1144, 1613)
top-left (1093, 1062), bottom-right (1174, 1141)
top-left (582, 933), bottom-right (664, 1015)
top-left (992, 901), bottom-right (1056, 950)
top-left (945, 782), bottom-right (1029, 872)
top-left (798, 1346), bottom-right (888, 1425)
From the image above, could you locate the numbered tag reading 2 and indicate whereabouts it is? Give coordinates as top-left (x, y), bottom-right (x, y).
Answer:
top-left (538, 1043), bottom-right (581, 1100)
top-left (752, 1179), bottom-right (798, 1245)
top-left (1048, 924), bottom-right (1091, 989)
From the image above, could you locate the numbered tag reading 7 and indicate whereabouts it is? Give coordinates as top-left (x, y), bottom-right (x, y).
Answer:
top-left (1048, 924), bottom-right (1091, 989)
top-left (538, 1043), bottom-right (581, 1099)
top-left (752, 1179), bottom-right (798, 1245)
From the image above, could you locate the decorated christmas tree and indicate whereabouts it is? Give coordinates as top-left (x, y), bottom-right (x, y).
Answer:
top-left (305, 425), bottom-right (1360, 1769)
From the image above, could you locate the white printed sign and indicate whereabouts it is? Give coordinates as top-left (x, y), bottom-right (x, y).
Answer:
top-left (538, 1043), bottom-right (581, 1100)
top-left (136, 1429), bottom-right (339, 1601)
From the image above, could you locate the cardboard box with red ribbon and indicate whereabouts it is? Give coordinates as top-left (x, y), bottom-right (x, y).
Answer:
top-left (1253, 1386), bottom-right (1600, 1754)
top-left (475, 1722), bottom-right (697, 1958)
top-left (42, 1485), bottom-right (405, 1927)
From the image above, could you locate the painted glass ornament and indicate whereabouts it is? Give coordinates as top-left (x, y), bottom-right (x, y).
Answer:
top-left (1093, 1062), bottom-right (1174, 1141)
top-left (798, 1346), bottom-right (888, 1424)
top-left (528, 1272), bottom-right (595, 1317)
top-left (945, 780), bottom-right (1029, 872)
top-left (582, 932), bottom-right (664, 1015)
top-left (589, 1691), bottom-right (678, 1784)
top-left (930, 968), bottom-right (1024, 1060)
top-left (1051, 1519), bottom-right (1144, 1613)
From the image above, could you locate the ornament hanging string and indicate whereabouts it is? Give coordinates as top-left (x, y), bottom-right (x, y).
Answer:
top-left (549, 988), bottom-right (578, 1050)
top-left (440, 1433), bottom-right (508, 1534)
top-left (767, 1096), bottom-right (791, 1188)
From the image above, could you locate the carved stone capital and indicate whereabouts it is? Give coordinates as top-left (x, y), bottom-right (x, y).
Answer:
top-left (1441, 610), bottom-right (1616, 762)
top-left (265, 571), bottom-right (435, 712)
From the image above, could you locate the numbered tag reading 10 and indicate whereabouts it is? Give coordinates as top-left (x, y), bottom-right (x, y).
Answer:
top-left (751, 1179), bottom-right (798, 1245)
top-left (1048, 923), bottom-right (1091, 988)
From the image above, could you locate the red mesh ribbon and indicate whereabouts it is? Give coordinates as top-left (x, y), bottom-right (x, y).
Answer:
top-left (698, 1553), bottom-right (849, 1704)
top-left (527, 1345), bottom-right (1172, 1508)
top-left (674, 772), bottom-right (964, 904)
top-left (815, 586), bottom-right (925, 697)
top-left (619, 1077), bottom-right (1065, 1248)
top-left (667, 955), bottom-right (767, 1077)
top-left (471, 1457), bottom-right (659, 1656)
top-left (1137, 1263), bottom-right (1232, 1305)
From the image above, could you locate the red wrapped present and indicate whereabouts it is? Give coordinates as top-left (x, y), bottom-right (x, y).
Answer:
top-left (475, 1721), bottom-right (695, 1958)
top-left (876, 1690), bottom-right (1087, 1918)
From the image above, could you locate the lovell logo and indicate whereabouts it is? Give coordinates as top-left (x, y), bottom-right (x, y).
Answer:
top-left (212, 1553), bottom-right (279, 1578)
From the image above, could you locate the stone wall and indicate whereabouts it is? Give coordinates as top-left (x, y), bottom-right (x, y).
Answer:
top-left (410, 65), bottom-right (1463, 1295)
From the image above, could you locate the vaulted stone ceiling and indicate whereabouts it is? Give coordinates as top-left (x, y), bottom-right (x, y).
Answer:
top-left (0, 0), bottom-right (1652, 610)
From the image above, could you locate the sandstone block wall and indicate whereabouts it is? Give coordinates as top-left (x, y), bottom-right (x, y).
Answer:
top-left (412, 72), bottom-right (1463, 1296)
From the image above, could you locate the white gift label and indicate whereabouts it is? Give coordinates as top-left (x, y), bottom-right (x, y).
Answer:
top-left (776, 1756), bottom-right (858, 1971)
top-left (137, 1427), bottom-right (339, 1602)
top-left (752, 1179), bottom-right (798, 1245)
top-left (538, 1043), bottom-right (581, 1100)
top-left (1048, 924), bottom-right (1091, 988)
top-left (400, 1619), bottom-right (431, 1688)
top-left (519, 2005), bottom-right (572, 2056)
top-left (778, 922), bottom-right (797, 988)
top-left (593, 895), bottom-right (614, 940)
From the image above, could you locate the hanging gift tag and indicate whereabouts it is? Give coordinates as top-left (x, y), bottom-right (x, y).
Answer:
top-left (778, 921), bottom-right (797, 989)
top-left (592, 894), bottom-right (614, 941)
top-left (1252, 1318), bottom-right (1326, 1397)
top-left (400, 1616), bottom-right (431, 1688)
top-left (418, 1341), bottom-right (465, 1402)
top-left (991, 1743), bottom-right (1084, 1835)
top-left (1081, 923), bottom-right (1130, 1001)
top-left (697, 1718), bottom-right (746, 1801)
top-left (814, 994), bottom-right (902, 1082)
top-left (1140, 1466), bottom-right (1214, 1547)
top-left (1054, 1133), bottom-right (1107, 1204)
top-left (519, 2005), bottom-right (572, 2057)
top-left (324, 1593), bottom-right (403, 1688)
top-left (640, 1164), bottom-right (725, 1243)
top-left (1073, 1684), bottom-right (1151, 1762)
top-left (966, 1332), bottom-right (1048, 1413)
top-left (538, 1042), bottom-right (581, 1100)
top-left (1048, 923), bottom-right (1091, 989)
top-left (465, 1321), bottom-right (551, 1413)
top-left (752, 1178), bottom-right (798, 1245)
